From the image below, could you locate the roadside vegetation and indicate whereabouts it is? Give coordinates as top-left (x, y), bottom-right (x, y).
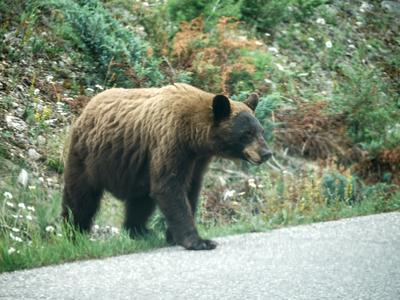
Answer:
top-left (1, 0), bottom-right (399, 272)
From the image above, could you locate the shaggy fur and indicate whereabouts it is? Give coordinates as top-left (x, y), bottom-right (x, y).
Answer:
top-left (62, 83), bottom-right (270, 250)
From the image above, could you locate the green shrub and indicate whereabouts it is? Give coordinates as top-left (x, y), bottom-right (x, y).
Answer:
top-left (240, 0), bottom-right (290, 31)
top-left (254, 94), bottom-right (282, 142)
top-left (331, 60), bottom-right (400, 152)
top-left (47, 158), bottom-right (64, 174)
top-left (44, 0), bottom-right (165, 87)
top-left (321, 171), bottom-right (360, 204)
top-left (167, 0), bottom-right (242, 25)
top-left (240, 0), bottom-right (327, 32)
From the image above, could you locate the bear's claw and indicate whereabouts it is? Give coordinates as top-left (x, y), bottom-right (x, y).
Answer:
top-left (185, 238), bottom-right (217, 250)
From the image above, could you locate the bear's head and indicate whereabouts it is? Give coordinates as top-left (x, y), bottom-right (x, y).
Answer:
top-left (211, 93), bottom-right (272, 165)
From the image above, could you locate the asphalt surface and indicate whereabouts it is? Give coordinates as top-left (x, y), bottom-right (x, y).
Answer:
top-left (1, 212), bottom-right (399, 300)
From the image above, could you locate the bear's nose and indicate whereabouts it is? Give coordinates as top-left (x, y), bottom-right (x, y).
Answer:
top-left (260, 149), bottom-right (272, 162)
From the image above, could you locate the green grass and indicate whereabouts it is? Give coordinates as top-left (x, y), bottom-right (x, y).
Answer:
top-left (1, 166), bottom-right (399, 273)
top-left (0, 227), bottom-right (166, 273)
top-left (1, 156), bottom-right (400, 273)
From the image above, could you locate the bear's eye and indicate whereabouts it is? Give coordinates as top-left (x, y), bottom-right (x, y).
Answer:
top-left (244, 130), bottom-right (253, 137)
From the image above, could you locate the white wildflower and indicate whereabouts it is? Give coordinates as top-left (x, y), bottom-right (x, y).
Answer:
top-left (325, 40), bottom-right (333, 48)
top-left (264, 78), bottom-right (273, 84)
top-left (26, 215), bottom-right (33, 221)
top-left (11, 227), bottom-right (20, 233)
top-left (45, 225), bottom-right (55, 233)
top-left (86, 87), bottom-right (94, 92)
top-left (359, 2), bottom-right (373, 13)
top-left (95, 84), bottom-right (104, 90)
top-left (57, 233), bottom-right (62, 237)
top-left (8, 247), bottom-right (16, 255)
top-left (9, 233), bottom-right (23, 242)
top-left (93, 224), bottom-right (99, 230)
top-left (268, 47), bottom-right (279, 54)
top-left (136, 25), bottom-right (145, 33)
top-left (237, 192), bottom-right (246, 196)
top-left (18, 203), bottom-right (26, 209)
top-left (308, 37), bottom-right (315, 42)
top-left (3, 191), bottom-right (13, 199)
top-left (248, 178), bottom-right (257, 189)
top-left (28, 186), bottom-right (36, 190)
top-left (44, 119), bottom-right (57, 126)
top-left (255, 41), bottom-right (263, 46)
top-left (46, 75), bottom-right (54, 83)
top-left (276, 63), bottom-right (285, 71)
top-left (6, 201), bottom-right (14, 208)
top-left (143, 1), bottom-right (149, 7)
top-left (27, 205), bottom-right (35, 212)
top-left (297, 73), bottom-right (309, 77)
top-left (264, 78), bottom-right (277, 90)
top-left (218, 176), bottom-right (227, 186)
top-left (223, 189), bottom-right (236, 201)
top-left (264, 32), bottom-right (271, 37)
top-left (111, 227), bottom-right (120, 235)
top-left (56, 102), bottom-right (64, 113)
top-left (257, 184), bottom-right (264, 188)
top-left (33, 88), bottom-right (40, 96)
top-left (316, 18), bottom-right (326, 25)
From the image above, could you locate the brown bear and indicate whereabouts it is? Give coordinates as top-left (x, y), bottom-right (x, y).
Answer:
top-left (62, 83), bottom-right (271, 250)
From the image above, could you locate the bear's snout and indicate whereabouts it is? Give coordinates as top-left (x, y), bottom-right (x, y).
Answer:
top-left (243, 136), bottom-right (271, 165)
top-left (260, 148), bottom-right (272, 163)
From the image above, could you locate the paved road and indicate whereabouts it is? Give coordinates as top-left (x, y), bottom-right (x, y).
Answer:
top-left (1, 212), bottom-right (400, 300)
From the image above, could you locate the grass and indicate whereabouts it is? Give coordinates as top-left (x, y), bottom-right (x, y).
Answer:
top-left (1, 193), bottom-right (399, 273)
top-left (0, 227), bottom-right (166, 273)
top-left (1, 159), bottom-right (399, 273)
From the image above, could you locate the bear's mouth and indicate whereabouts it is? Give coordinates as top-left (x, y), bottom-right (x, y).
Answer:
top-left (243, 153), bottom-right (262, 165)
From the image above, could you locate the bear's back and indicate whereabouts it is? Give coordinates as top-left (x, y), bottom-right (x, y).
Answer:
top-left (68, 84), bottom-right (216, 196)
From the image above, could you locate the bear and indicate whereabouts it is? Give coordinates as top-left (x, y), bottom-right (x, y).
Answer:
top-left (62, 83), bottom-right (271, 250)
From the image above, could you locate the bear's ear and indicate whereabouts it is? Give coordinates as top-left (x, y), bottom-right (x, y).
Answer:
top-left (213, 94), bottom-right (231, 122)
top-left (244, 93), bottom-right (259, 111)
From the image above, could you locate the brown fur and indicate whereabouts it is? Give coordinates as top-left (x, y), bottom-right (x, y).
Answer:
top-left (62, 83), bottom-right (269, 250)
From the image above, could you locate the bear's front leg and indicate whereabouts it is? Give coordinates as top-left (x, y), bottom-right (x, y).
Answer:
top-left (150, 160), bottom-right (216, 250)
top-left (152, 186), bottom-right (216, 250)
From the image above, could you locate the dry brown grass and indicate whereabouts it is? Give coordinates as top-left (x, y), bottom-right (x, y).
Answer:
top-left (171, 17), bottom-right (261, 94)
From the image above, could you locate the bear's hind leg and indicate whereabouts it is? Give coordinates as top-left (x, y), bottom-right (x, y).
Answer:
top-left (62, 183), bottom-right (103, 232)
top-left (62, 157), bottom-right (103, 232)
top-left (123, 197), bottom-right (156, 238)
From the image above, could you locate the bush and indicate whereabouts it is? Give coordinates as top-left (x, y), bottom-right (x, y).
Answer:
top-left (240, 0), bottom-right (327, 32)
top-left (167, 0), bottom-right (241, 26)
top-left (321, 171), bottom-right (360, 204)
top-left (171, 17), bottom-right (270, 94)
top-left (45, 0), bottom-right (165, 87)
top-left (254, 94), bottom-right (282, 142)
top-left (331, 60), bottom-right (400, 153)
